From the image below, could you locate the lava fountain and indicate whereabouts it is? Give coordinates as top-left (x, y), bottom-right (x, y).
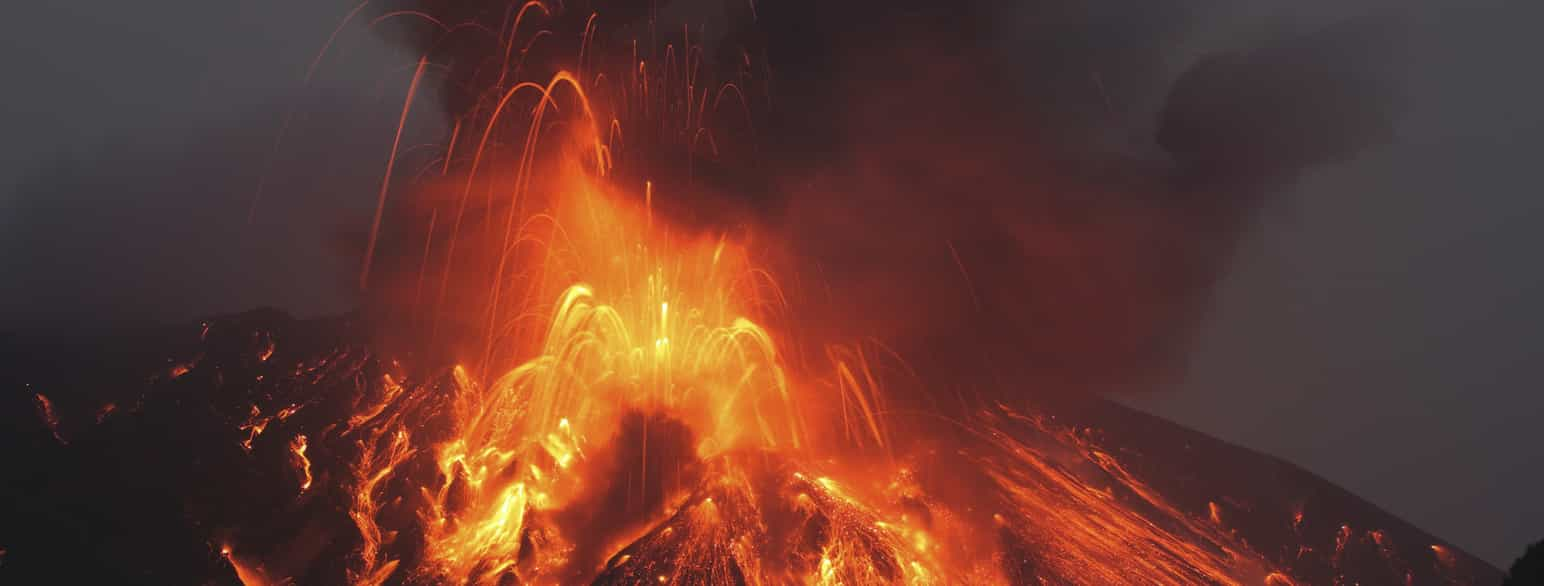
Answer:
top-left (333, 67), bottom-right (936, 581)
top-left (5, 3), bottom-right (1500, 585)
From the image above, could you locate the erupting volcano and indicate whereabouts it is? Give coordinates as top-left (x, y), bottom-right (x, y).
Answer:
top-left (0, 1), bottom-right (1508, 584)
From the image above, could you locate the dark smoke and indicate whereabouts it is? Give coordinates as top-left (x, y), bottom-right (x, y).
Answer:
top-left (553, 410), bottom-right (703, 577)
top-left (361, 0), bottom-right (1402, 394)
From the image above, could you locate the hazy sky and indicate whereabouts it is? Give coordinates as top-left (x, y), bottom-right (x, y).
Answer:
top-left (0, 0), bottom-right (419, 327)
top-left (1126, 0), bottom-right (1544, 565)
top-left (0, 0), bottom-right (1538, 567)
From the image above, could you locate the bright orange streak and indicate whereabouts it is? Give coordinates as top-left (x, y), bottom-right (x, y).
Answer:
top-left (981, 407), bottom-right (1274, 585)
top-left (432, 77), bottom-right (560, 336)
top-left (290, 434), bottom-right (313, 493)
top-left (360, 56), bottom-right (430, 290)
top-left (495, 1), bottom-right (551, 90)
top-left (944, 239), bottom-right (981, 311)
top-left (222, 544), bottom-right (278, 586)
top-left (94, 402), bottom-right (117, 424)
top-left (306, 1), bottom-right (375, 83)
top-left (32, 392), bottom-right (65, 445)
top-left (412, 208), bottom-right (439, 310)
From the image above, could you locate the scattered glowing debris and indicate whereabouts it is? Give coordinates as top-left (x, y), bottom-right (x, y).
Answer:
top-left (1431, 544), bottom-right (1457, 568)
top-left (221, 543), bottom-right (280, 586)
top-left (256, 333), bottom-right (276, 362)
top-left (1265, 571), bottom-right (1298, 585)
top-left (94, 402), bottom-right (117, 424)
top-left (32, 392), bottom-right (65, 445)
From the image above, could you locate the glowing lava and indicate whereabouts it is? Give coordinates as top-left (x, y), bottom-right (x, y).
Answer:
top-left (168, 4), bottom-right (1499, 585)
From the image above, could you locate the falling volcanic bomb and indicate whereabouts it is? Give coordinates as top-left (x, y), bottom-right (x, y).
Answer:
top-left (0, 1), bottom-right (1504, 585)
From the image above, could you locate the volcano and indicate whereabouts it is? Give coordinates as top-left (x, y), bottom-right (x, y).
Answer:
top-left (0, 1), bottom-right (1508, 584)
top-left (0, 310), bottom-right (1501, 584)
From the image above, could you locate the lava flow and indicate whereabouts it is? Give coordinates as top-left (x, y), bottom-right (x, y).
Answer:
top-left (0, 3), bottom-right (1504, 585)
top-left (335, 124), bottom-right (936, 583)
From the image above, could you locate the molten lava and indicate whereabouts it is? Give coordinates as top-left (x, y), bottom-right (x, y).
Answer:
top-left (336, 160), bottom-right (927, 582)
top-left (0, 4), bottom-right (1490, 585)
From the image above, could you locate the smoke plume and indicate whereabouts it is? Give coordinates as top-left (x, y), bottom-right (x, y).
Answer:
top-left (358, 0), bottom-right (1402, 395)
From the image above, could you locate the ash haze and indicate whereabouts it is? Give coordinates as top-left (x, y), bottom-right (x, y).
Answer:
top-left (0, 0), bottom-right (1539, 569)
top-left (1121, 0), bottom-right (1544, 567)
top-left (0, 0), bottom-right (432, 331)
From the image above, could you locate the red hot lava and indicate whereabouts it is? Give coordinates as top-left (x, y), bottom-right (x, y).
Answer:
top-left (0, 2), bottom-right (1502, 586)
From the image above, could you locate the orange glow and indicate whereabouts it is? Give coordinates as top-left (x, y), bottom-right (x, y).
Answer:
top-left (33, 392), bottom-right (65, 445)
top-left (238, 405), bottom-right (271, 453)
top-left (371, 160), bottom-right (857, 583)
top-left (1432, 544), bottom-right (1457, 568)
top-left (290, 434), bottom-right (313, 493)
top-left (981, 407), bottom-right (1277, 585)
top-left (303, 56), bottom-right (938, 580)
top-left (94, 402), bottom-right (117, 424)
top-left (257, 334), bottom-right (276, 363)
top-left (222, 544), bottom-right (277, 586)
top-left (207, 6), bottom-right (1446, 585)
top-left (308, 117), bottom-right (1288, 580)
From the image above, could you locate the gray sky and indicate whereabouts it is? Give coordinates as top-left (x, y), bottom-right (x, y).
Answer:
top-left (0, 0), bottom-right (421, 328)
top-left (0, 0), bottom-right (1538, 568)
top-left (1126, 0), bottom-right (1544, 566)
